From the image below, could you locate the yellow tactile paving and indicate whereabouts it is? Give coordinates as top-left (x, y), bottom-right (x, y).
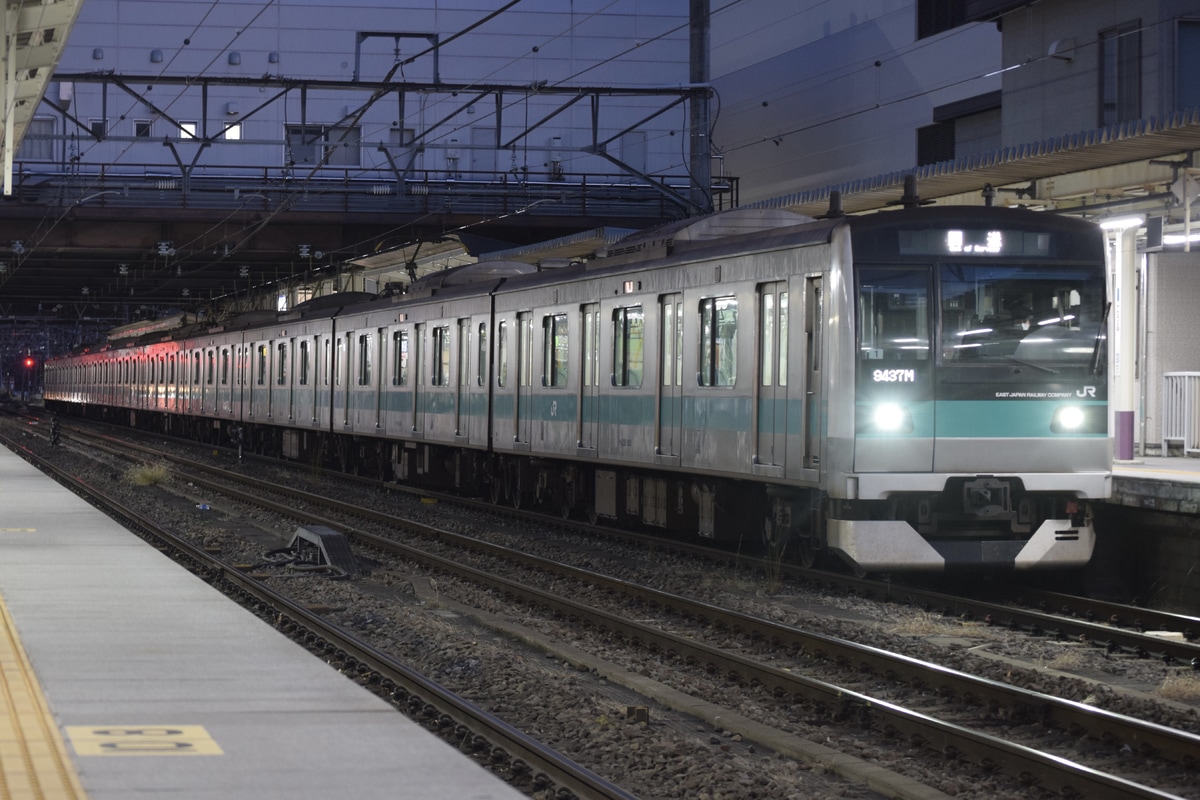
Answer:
top-left (0, 591), bottom-right (88, 800)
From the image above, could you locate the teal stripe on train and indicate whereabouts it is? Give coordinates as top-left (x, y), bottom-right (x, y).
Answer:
top-left (856, 400), bottom-right (1108, 438)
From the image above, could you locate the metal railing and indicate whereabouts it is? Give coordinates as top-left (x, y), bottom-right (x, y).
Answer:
top-left (1161, 372), bottom-right (1200, 455)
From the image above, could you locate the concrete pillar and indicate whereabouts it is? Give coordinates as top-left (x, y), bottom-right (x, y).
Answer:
top-left (1106, 220), bottom-right (1141, 461)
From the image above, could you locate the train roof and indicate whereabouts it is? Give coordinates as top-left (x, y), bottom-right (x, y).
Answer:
top-left (596, 207), bottom-right (817, 266)
top-left (404, 260), bottom-right (538, 297)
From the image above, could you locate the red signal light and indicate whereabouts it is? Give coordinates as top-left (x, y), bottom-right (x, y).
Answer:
top-left (23, 357), bottom-right (35, 368)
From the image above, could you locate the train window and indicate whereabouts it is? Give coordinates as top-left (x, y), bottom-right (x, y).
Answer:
top-left (477, 322), bottom-right (488, 386)
top-left (299, 340), bottom-right (310, 385)
top-left (939, 263), bottom-right (1102, 366)
top-left (256, 345), bottom-right (268, 385)
top-left (779, 293), bottom-right (789, 386)
top-left (278, 342), bottom-right (288, 385)
top-left (612, 306), bottom-right (644, 388)
top-left (323, 338), bottom-right (332, 386)
top-left (193, 352), bottom-right (200, 384)
top-left (392, 330), bottom-right (409, 385)
top-left (699, 297), bottom-right (737, 387)
top-left (761, 294), bottom-right (775, 386)
top-left (583, 305), bottom-right (599, 387)
top-left (857, 268), bottom-right (930, 362)
top-left (759, 287), bottom-right (788, 387)
top-left (661, 296), bottom-right (683, 387)
top-left (220, 349), bottom-right (230, 385)
top-left (497, 321), bottom-right (508, 388)
top-left (542, 313), bottom-right (569, 387)
top-left (358, 334), bottom-right (372, 385)
top-left (518, 315), bottom-right (534, 388)
top-left (458, 320), bottom-right (471, 389)
top-left (432, 326), bottom-right (451, 386)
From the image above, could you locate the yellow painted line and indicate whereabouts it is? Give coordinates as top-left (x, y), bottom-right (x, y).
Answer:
top-left (0, 590), bottom-right (89, 800)
top-left (66, 726), bottom-right (222, 756)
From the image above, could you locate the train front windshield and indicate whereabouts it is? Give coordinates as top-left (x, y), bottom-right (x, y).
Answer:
top-left (854, 218), bottom-right (1108, 383)
top-left (938, 264), bottom-right (1105, 373)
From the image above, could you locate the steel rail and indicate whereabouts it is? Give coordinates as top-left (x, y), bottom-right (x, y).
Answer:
top-left (0, 432), bottom-right (636, 800)
top-left (94, 438), bottom-right (1194, 800)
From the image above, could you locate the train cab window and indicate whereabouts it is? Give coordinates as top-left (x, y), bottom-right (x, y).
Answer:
top-left (857, 268), bottom-right (930, 362)
top-left (278, 342), bottom-right (288, 385)
top-left (542, 313), bottom-right (568, 387)
top-left (497, 321), bottom-right (509, 388)
top-left (612, 306), bottom-right (644, 388)
top-left (699, 297), bottom-right (737, 387)
top-left (392, 330), bottom-right (409, 385)
top-left (299, 340), bottom-right (310, 385)
top-left (939, 263), bottom-right (1103, 367)
top-left (357, 334), bottom-right (372, 385)
top-left (432, 326), bottom-right (451, 386)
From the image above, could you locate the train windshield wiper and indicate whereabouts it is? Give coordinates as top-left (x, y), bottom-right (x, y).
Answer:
top-left (1002, 355), bottom-right (1058, 375)
top-left (1090, 301), bottom-right (1111, 377)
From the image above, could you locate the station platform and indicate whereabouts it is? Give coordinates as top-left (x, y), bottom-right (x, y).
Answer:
top-left (0, 444), bottom-right (527, 800)
top-left (1112, 454), bottom-right (1200, 512)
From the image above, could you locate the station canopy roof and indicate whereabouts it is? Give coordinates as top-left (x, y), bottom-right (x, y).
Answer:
top-left (2, 0), bottom-right (85, 195)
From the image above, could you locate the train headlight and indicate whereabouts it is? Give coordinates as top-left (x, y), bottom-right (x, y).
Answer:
top-left (873, 403), bottom-right (911, 432)
top-left (1051, 405), bottom-right (1086, 432)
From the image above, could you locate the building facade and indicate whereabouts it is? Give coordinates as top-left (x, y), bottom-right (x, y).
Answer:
top-left (15, 1), bottom-right (700, 206)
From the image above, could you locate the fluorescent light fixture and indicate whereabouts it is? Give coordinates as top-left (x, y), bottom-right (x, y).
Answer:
top-left (1098, 215), bottom-right (1144, 230)
top-left (1162, 232), bottom-right (1200, 245)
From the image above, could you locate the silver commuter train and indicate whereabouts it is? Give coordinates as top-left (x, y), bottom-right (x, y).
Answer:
top-left (44, 202), bottom-right (1112, 574)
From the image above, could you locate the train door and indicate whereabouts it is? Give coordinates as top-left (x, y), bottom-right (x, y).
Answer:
top-left (578, 303), bottom-right (600, 451)
top-left (493, 319), bottom-right (513, 444)
top-left (658, 294), bottom-right (683, 459)
top-left (339, 333), bottom-right (351, 427)
top-left (412, 323), bottom-right (426, 434)
top-left (456, 318), bottom-right (471, 437)
top-left (473, 319), bottom-right (489, 446)
top-left (220, 345), bottom-right (231, 417)
top-left (756, 283), bottom-right (788, 469)
top-left (374, 328), bottom-right (385, 429)
top-left (288, 337), bottom-right (297, 421)
top-left (515, 312), bottom-right (533, 444)
top-left (804, 277), bottom-right (823, 468)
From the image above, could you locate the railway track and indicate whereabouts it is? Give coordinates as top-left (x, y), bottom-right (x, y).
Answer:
top-left (0, 425), bottom-right (636, 800)
top-left (35, 418), bottom-right (1200, 800)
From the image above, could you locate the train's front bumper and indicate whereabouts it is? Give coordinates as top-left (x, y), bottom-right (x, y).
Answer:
top-left (826, 517), bottom-right (1096, 574)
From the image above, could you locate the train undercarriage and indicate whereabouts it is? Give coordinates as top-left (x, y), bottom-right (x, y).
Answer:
top-left (50, 403), bottom-right (1096, 574)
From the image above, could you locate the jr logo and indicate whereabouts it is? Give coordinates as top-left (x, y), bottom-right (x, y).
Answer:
top-left (1076, 386), bottom-right (1097, 398)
